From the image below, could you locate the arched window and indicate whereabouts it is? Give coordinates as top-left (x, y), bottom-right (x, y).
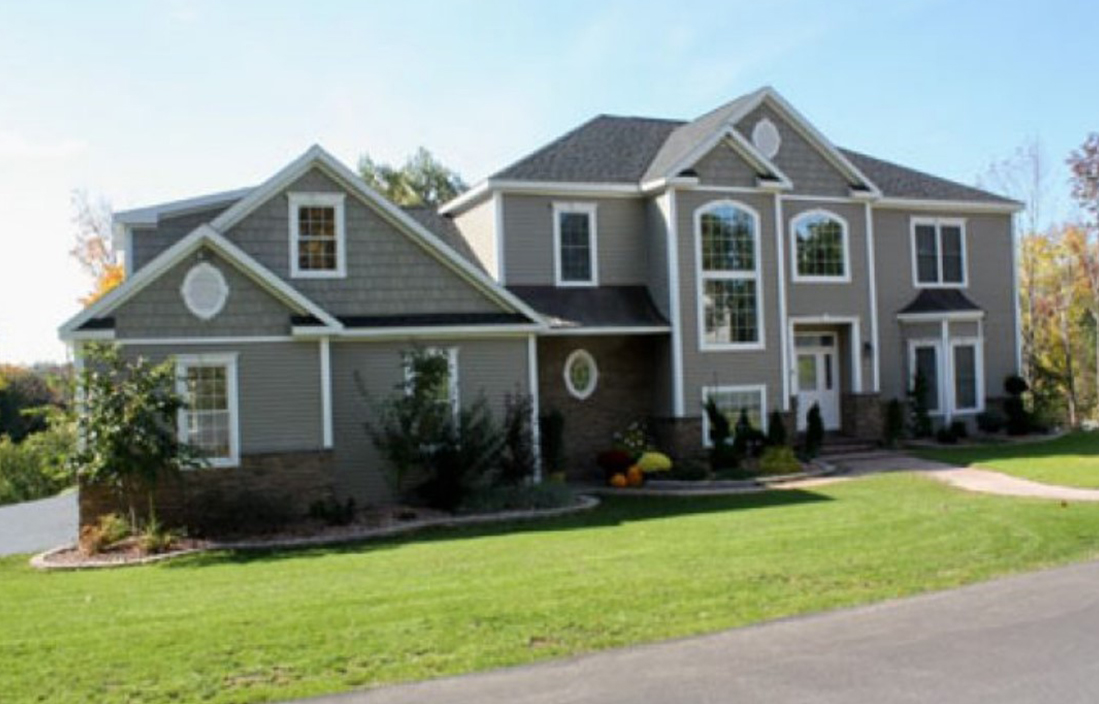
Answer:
top-left (791, 210), bottom-right (849, 282)
top-left (695, 201), bottom-right (762, 349)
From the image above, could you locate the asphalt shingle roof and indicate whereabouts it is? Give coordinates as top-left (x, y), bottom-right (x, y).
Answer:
top-left (899, 289), bottom-right (983, 315)
top-left (506, 286), bottom-right (669, 329)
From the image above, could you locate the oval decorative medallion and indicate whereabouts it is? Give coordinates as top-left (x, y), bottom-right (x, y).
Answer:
top-left (751, 117), bottom-right (781, 159)
top-left (180, 262), bottom-right (229, 320)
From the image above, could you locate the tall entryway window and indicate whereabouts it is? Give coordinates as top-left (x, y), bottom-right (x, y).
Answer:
top-left (795, 333), bottom-right (841, 431)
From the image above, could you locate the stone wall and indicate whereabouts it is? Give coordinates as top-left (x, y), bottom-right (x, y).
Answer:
top-left (840, 393), bottom-right (884, 441)
top-left (79, 450), bottom-right (336, 529)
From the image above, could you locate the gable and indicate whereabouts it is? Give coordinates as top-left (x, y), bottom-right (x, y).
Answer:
top-left (735, 104), bottom-right (856, 197)
top-left (223, 167), bottom-right (515, 318)
top-left (113, 246), bottom-right (296, 338)
top-left (691, 141), bottom-right (761, 188)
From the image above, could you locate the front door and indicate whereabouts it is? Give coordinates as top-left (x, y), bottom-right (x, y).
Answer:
top-left (796, 334), bottom-right (841, 431)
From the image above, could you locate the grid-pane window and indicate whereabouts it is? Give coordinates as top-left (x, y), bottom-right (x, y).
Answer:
top-left (914, 345), bottom-right (940, 412)
top-left (181, 363), bottom-right (234, 463)
top-left (914, 220), bottom-right (966, 285)
top-left (794, 213), bottom-right (846, 278)
top-left (699, 203), bottom-right (760, 347)
top-left (558, 211), bottom-right (593, 283)
top-left (705, 387), bottom-right (765, 443)
top-left (298, 206), bottom-right (337, 271)
top-left (954, 344), bottom-right (978, 410)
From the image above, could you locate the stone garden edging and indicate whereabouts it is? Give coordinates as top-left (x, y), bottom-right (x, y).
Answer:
top-left (29, 494), bottom-right (601, 571)
top-left (588, 460), bottom-right (839, 497)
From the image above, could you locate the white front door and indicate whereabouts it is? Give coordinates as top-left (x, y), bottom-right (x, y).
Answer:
top-left (796, 334), bottom-right (841, 431)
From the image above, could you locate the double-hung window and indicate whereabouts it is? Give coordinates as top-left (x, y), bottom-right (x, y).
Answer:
top-left (701, 385), bottom-right (767, 447)
top-left (912, 218), bottom-right (966, 287)
top-left (177, 353), bottom-right (240, 467)
top-left (697, 201), bottom-right (762, 349)
top-left (289, 192), bottom-right (346, 278)
top-left (951, 339), bottom-right (983, 413)
top-left (553, 202), bottom-right (598, 286)
top-left (909, 342), bottom-right (941, 414)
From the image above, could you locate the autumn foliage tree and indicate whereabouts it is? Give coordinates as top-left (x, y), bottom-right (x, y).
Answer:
top-left (70, 190), bottom-right (124, 306)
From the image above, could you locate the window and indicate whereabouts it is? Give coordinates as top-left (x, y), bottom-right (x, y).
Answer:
top-left (176, 354), bottom-right (239, 467)
top-left (911, 343), bottom-right (940, 413)
top-left (911, 218), bottom-right (966, 287)
top-left (403, 348), bottom-right (459, 417)
top-left (696, 201), bottom-right (763, 349)
top-left (701, 385), bottom-right (767, 446)
top-left (563, 349), bottom-right (598, 400)
top-left (791, 210), bottom-right (848, 282)
top-left (289, 193), bottom-right (346, 278)
top-left (553, 203), bottom-right (598, 286)
top-left (952, 340), bottom-right (983, 412)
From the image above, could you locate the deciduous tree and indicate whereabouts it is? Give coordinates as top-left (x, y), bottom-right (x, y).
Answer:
top-left (358, 147), bottom-right (467, 207)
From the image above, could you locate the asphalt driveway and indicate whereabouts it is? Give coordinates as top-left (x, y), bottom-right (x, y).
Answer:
top-left (304, 559), bottom-right (1099, 704)
top-left (0, 492), bottom-right (77, 555)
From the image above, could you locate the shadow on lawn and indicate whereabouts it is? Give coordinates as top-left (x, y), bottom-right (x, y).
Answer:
top-left (165, 489), bottom-right (832, 569)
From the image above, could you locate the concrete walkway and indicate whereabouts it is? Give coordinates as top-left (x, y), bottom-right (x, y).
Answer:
top-left (298, 559), bottom-right (1099, 704)
top-left (829, 453), bottom-right (1099, 502)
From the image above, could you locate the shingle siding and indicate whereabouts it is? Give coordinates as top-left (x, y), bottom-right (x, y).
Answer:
top-left (735, 105), bottom-right (853, 197)
top-left (693, 143), bottom-right (759, 188)
top-left (131, 206), bottom-right (232, 271)
top-left (113, 247), bottom-right (293, 338)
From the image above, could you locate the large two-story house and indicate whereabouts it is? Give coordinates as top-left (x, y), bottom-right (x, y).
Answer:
top-left (60, 87), bottom-right (1021, 520)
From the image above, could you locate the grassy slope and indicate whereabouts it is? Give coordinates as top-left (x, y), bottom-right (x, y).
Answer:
top-left (916, 432), bottom-right (1099, 489)
top-left (3, 474), bottom-right (1099, 703)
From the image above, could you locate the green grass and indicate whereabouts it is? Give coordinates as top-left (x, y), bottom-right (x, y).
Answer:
top-left (915, 431), bottom-right (1099, 488)
top-left (4, 474), bottom-right (1099, 703)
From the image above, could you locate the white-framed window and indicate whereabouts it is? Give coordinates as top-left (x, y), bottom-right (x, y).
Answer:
top-left (701, 385), bottom-right (767, 447)
top-left (289, 192), bottom-right (346, 278)
top-left (790, 209), bottom-right (850, 282)
top-left (553, 202), bottom-right (598, 286)
top-left (403, 347), bottom-right (459, 418)
top-left (695, 200), bottom-right (764, 351)
top-left (951, 338), bottom-right (984, 413)
top-left (911, 218), bottom-right (966, 287)
top-left (907, 338), bottom-right (983, 415)
top-left (563, 349), bottom-right (598, 400)
top-left (176, 353), bottom-right (240, 467)
top-left (180, 262), bottom-right (230, 320)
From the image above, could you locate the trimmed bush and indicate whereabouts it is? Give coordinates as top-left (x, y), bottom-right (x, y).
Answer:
top-left (803, 403), bottom-right (825, 458)
top-left (766, 410), bottom-right (788, 446)
top-left (458, 483), bottom-right (574, 514)
top-left (977, 408), bottom-right (1006, 434)
top-left (637, 451), bottom-right (672, 473)
top-left (883, 398), bottom-right (905, 448)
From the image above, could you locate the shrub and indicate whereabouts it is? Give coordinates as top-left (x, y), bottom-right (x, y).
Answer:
top-left (908, 370), bottom-right (933, 438)
top-left (0, 416), bottom-right (75, 506)
top-left (1004, 375), bottom-right (1029, 397)
top-left (759, 446), bottom-right (802, 476)
top-left (949, 420), bottom-right (968, 439)
top-left (308, 496), bottom-right (357, 526)
top-left (613, 420), bottom-right (652, 458)
top-left (803, 403), bottom-right (825, 458)
top-left (457, 483), bottom-right (574, 514)
top-left (936, 425), bottom-right (959, 444)
top-left (766, 410), bottom-right (788, 447)
top-left (498, 393), bottom-right (536, 485)
top-left (78, 512), bottom-right (133, 555)
top-left (664, 460), bottom-right (709, 481)
top-left (977, 408), bottom-right (1006, 434)
top-left (1003, 375), bottom-right (1031, 436)
top-left (0, 363), bottom-right (65, 442)
top-left (138, 515), bottom-right (179, 554)
top-left (637, 451), bottom-right (672, 473)
top-left (596, 449), bottom-right (634, 479)
top-left (417, 397), bottom-right (505, 512)
top-left (883, 398), bottom-right (905, 448)
top-left (703, 397), bottom-right (737, 471)
top-left (538, 409), bottom-right (565, 477)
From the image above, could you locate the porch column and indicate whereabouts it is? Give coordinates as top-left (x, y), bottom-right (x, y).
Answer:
top-left (940, 319), bottom-right (952, 424)
top-left (528, 334), bottom-right (542, 482)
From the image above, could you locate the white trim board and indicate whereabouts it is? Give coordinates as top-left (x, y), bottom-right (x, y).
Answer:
top-left (542, 326), bottom-right (671, 336)
top-left (788, 315), bottom-right (862, 393)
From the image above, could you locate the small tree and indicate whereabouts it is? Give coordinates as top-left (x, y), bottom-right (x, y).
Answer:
top-left (803, 403), bottom-right (825, 458)
top-left (498, 392), bottom-right (537, 485)
top-left (70, 344), bottom-right (196, 526)
top-left (907, 370), bottom-right (933, 438)
top-left (539, 409), bottom-right (565, 478)
top-left (766, 410), bottom-right (788, 447)
top-left (883, 398), bottom-right (905, 448)
top-left (703, 396), bottom-right (736, 471)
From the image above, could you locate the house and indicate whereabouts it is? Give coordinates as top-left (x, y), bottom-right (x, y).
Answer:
top-left (59, 86), bottom-right (1021, 522)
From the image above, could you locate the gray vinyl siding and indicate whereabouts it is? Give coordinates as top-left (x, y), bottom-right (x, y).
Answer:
top-left (501, 194), bottom-right (647, 285)
top-left (874, 209), bottom-right (1016, 402)
top-left (783, 199), bottom-right (873, 388)
top-left (330, 337), bottom-right (531, 504)
top-left (130, 206), bottom-right (233, 272)
top-left (121, 341), bottom-right (324, 453)
top-left (735, 105), bottom-right (852, 197)
top-left (645, 197), bottom-right (671, 319)
top-left (693, 143), bottom-right (758, 188)
top-left (453, 196), bottom-right (498, 279)
top-left (675, 189), bottom-right (783, 422)
top-left (224, 168), bottom-right (508, 316)
top-left (113, 247), bottom-right (293, 338)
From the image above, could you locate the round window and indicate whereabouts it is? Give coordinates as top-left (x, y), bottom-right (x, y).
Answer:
top-left (180, 262), bottom-right (229, 320)
top-left (563, 349), bottom-right (598, 400)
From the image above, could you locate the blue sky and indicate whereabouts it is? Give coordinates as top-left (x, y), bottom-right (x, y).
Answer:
top-left (1, 0), bottom-right (1095, 363)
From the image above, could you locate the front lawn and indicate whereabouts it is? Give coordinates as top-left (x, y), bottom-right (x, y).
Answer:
top-left (4, 474), bottom-right (1099, 703)
top-left (915, 431), bottom-right (1099, 488)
